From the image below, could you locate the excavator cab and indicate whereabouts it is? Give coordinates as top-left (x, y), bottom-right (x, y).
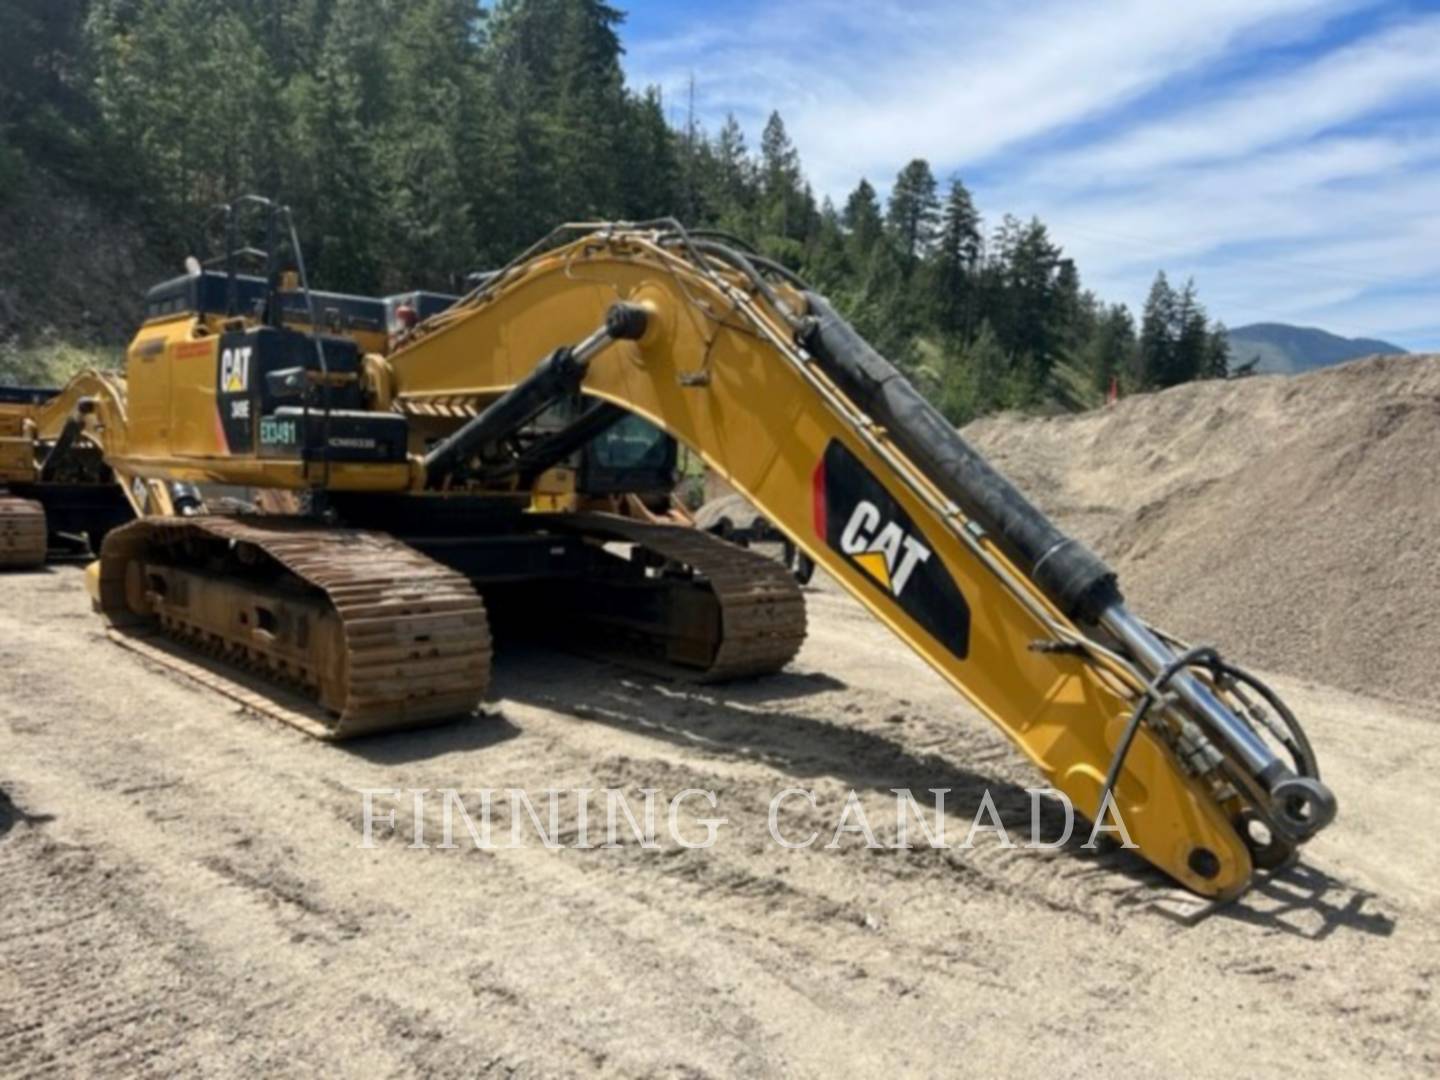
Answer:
top-left (578, 412), bottom-right (677, 497)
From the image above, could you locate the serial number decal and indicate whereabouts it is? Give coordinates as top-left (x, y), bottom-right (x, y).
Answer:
top-left (260, 417), bottom-right (298, 446)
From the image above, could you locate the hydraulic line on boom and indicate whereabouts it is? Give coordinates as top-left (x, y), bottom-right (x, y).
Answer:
top-left (801, 289), bottom-right (1334, 858)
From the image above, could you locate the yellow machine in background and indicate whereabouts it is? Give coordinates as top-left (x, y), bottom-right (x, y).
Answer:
top-left (0, 393), bottom-right (48, 567)
top-left (19, 199), bottom-right (1336, 897)
top-left (0, 377), bottom-right (136, 566)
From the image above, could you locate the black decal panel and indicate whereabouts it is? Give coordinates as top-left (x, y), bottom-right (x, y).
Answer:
top-left (215, 332), bottom-right (256, 453)
top-left (812, 439), bottom-right (970, 659)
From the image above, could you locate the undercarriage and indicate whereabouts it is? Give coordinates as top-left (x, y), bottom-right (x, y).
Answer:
top-left (95, 505), bottom-right (807, 739)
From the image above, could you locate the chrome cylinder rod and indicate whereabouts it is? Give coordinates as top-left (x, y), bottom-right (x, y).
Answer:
top-left (1099, 602), bottom-right (1281, 780)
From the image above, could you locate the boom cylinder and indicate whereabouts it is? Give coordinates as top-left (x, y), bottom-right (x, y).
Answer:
top-left (803, 292), bottom-right (1119, 623)
top-left (422, 302), bottom-right (647, 484)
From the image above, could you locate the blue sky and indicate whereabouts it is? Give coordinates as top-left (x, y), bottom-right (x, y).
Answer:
top-left (618, 0), bottom-right (1440, 351)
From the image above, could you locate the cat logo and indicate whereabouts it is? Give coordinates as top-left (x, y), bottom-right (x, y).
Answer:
top-left (839, 500), bottom-right (932, 597)
top-left (814, 439), bottom-right (970, 659)
top-left (220, 346), bottom-right (252, 393)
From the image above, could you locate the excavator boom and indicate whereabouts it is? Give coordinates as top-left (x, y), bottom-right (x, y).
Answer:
top-left (379, 223), bottom-right (1335, 897)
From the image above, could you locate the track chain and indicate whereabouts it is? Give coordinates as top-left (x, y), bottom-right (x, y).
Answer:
top-left (0, 493), bottom-right (46, 568)
top-left (98, 516), bottom-right (492, 739)
top-left (555, 513), bottom-right (808, 680)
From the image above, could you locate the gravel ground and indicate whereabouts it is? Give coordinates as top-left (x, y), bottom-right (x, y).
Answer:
top-left (2, 563), bottom-right (1437, 1078)
top-left (964, 353), bottom-right (1440, 707)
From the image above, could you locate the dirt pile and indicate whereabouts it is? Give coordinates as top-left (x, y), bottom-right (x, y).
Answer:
top-left (964, 354), bottom-right (1440, 707)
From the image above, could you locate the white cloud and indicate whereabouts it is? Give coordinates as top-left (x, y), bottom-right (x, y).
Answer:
top-left (1024, 146), bottom-right (1440, 342)
top-left (1026, 132), bottom-right (1440, 260)
top-left (1055, 14), bottom-right (1440, 181)
top-left (624, 1), bottom-right (1440, 349)
top-left (627, 0), bottom-right (1358, 191)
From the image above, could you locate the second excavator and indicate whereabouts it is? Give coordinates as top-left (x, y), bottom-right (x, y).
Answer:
top-left (20, 198), bottom-right (1336, 897)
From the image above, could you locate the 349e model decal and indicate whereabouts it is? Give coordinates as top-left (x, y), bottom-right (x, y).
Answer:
top-left (813, 439), bottom-right (970, 660)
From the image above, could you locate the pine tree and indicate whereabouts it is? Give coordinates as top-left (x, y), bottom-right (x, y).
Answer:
top-left (758, 111), bottom-right (804, 242)
top-left (932, 178), bottom-right (981, 336)
top-left (805, 196), bottom-right (850, 292)
top-left (678, 73), bottom-right (701, 223)
top-left (1078, 303), bottom-right (1138, 393)
top-left (1203, 323), bottom-right (1231, 380)
top-left (546, 0), bottom-right (627, 219)
top-left (986, 215), bottom-right (1064, 382)
top-left (377, 0), bottom-right (482, 290)
top-left (842, 179), bottom-right (884, 259)
top-left (844, 243), bottom-right (916, 370)
top-left (886, 159), bottom-right (940, 273)
top-left (1139, 271), bottom-right (1178, 389)
top-left (287, 0), bottom-right (386, 292)
top-left (621, 86), bottom-right (680, 219)
top-left (937, 320), bottom-right (1009, 425)
top-left (1172, 279), bottom-right (1210, 385)
top-left (1, 0), bottom-right (101, 190)
top-left (704, 113), bottom-right (755, 232)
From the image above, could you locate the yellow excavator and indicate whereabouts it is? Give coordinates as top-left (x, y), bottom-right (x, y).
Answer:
top-left (12, 198), bottom-right (1335, 897)
top-left (1, 382), bottom-right (133, 566)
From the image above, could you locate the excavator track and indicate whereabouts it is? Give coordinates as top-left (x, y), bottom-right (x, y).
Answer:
top-left (97, 516), bottom-right (492, 739)
top-left (551, 513), bottom-right (807, 681)
top-left (0, 495), bottom-right (47, 568)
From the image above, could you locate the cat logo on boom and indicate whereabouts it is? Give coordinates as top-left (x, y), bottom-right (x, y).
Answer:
top-left (838, 501), bottom-right (932, 597)
top-left (813, 439), bottom-right (971, 660)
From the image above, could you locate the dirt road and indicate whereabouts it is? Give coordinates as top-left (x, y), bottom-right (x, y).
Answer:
top-left (2, 565), bottom-right (1436, 1077)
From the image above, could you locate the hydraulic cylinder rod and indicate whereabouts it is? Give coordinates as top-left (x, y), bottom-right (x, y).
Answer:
top-left (1098, 602), bottom-right (1336, 838)
top-left (423, 302), bottom-right (647, 484)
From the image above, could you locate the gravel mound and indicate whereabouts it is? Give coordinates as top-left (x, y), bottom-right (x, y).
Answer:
top-left (963, 354), bottom-right (1440, 707)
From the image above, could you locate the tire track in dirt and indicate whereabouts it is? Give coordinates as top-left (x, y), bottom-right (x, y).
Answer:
top-left (493, 641), bottom-right (1162, 926)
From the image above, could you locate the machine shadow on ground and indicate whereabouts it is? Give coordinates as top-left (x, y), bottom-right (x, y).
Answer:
top-left (490, 643), bottom-right (1164, 887)
top-left (489, 642), bottom-right (1397, 937)
top-left (1140, 860), bottom-right (1396, 940)
top-left (0, 785), bottom-right (54, 842)
top-left (342, 712), bottom-right (523, 765)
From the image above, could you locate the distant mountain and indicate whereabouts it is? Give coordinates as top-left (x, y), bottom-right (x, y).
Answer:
top-left (1227, 322), bottom-right (1408, 374)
